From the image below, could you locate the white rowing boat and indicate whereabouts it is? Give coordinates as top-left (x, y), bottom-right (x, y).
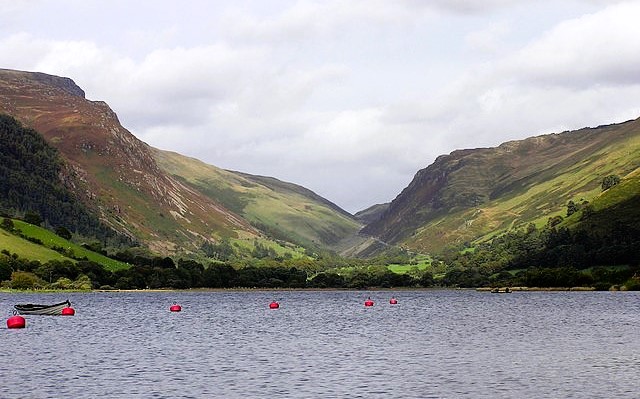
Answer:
top-left (14, 300), bottom-right (72, 315)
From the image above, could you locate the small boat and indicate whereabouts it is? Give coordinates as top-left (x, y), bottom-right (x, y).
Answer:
top-left (491, 287), bottom-right (511, 293)
top-left (14, 300), bottom-right (72, 315)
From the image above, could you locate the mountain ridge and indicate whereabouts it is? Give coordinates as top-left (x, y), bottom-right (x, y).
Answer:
top-left (0, 68), bottom-right (360, 256)
top-left (151, 148), bottom-right (361, 250)
top-left (2, 68), bottom-right (638, 262)
top-left (0, 70), bottom-right (303, 255)
top-left (362, 118), bottom-right (640, 253)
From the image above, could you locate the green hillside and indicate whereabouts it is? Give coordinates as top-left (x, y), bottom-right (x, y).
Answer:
top-left (433, 169), bottom-right (640, 289)
top-left (1, 219), bottom-right (130, 271)
top-left (11, 220), bottom-right (130, 271)
top-left (152, 149), bottom-right (362, 251)
top-left (363, 118), bottom-right (640, 254)
top-left (564, 168), bottom-right (640, 233)
top-left (0, 225), bottom-right (73, 263)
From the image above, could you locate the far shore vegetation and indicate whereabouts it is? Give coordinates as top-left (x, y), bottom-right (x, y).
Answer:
top-left (1, 212), bottom-right (638, 292)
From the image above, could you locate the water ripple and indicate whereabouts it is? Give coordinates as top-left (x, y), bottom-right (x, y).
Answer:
top-left (1, 290), bottom-right (638, 398)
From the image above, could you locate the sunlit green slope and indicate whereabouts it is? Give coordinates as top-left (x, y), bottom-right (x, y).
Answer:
top-left (363, 118), bottom-right (640, 253)
top-left (152, 149), bottom-right (362, 251)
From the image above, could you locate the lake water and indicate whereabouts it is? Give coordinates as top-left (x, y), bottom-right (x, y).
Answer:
top-left (1, 290), bottom-right (638, 398)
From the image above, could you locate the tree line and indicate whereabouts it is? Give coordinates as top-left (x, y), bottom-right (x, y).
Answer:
top-left (437, 220), bottom-right (640, 289)
top-left (0, 249), bottom-right (436, 290)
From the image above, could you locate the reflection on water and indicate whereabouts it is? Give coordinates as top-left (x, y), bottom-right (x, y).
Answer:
top-left (2, 290), bottom-right (638, 398)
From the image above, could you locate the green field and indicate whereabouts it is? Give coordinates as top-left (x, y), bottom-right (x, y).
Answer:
top-left (387, 263), bottom-right (429, 274)
top-left (7, 220), bottom-right (130, 271)
top-left (0, 227), bottom-right (73, 263)
top-left (387, 255), bottom-right (432, 274)
top-left (229, 234), bottom-right (310, 259)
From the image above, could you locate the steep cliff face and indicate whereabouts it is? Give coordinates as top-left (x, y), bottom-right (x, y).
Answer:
top-left (0, 68), bottom-right (256, 254)
top-left (0, 68), bottom-right (86, 98)
top-left (362, 118), bottom-right (640, 251)
top-left (354, 203), bottom-right (389, 225)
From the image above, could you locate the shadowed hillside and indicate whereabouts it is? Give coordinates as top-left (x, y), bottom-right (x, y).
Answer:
top-left (0, 114), bottom-right (129, 245)
top-left (354, 203), bottom-right (389, 225)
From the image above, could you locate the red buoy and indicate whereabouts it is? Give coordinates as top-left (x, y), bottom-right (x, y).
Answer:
top-left (61, 306), bottom-right (75, 316)
top-left (7, 315), bottom-right (26, 329)
top-left (364, 298), bottom-right (374, 307)
top-left (389, 297), bottom-right (398, 305)
top-left (170, 304), bottom-right (182, 312)
top-left (269, 301), bottom-right (279, 309)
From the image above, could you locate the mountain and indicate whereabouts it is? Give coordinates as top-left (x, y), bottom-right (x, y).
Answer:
top-left (0, 68), bottom-right (256, 254)
top-left (362, 118), bottom-right (640, 253)
top-left (0, 113), bottom-right (128, 244)
top-left (151, 149), bottom-right (361, 249)
top-left (0, 68), bottom-right (357, 255)
top-left (3, 67), bottom-right (637, 264)
top-left (354, 203), bottom-right (389, 225)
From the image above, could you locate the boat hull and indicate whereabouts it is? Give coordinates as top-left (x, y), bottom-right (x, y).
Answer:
top-left (14, 300), bottom-right (72, 315)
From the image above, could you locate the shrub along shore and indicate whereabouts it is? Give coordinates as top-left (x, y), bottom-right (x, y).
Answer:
top-left (4, 284), bottom-right (639, 294)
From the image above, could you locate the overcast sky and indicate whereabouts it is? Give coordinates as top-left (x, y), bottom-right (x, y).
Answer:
top-left (2, 1), bottom-right (640, 212)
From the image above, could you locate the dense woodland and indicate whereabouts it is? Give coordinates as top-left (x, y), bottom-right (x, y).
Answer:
top-left (438, 222), bottom-right (639, 290)
top-left (0, 114), bottom-right (131, 246)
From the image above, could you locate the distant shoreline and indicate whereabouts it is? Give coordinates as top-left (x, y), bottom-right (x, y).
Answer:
top-left (476, 286), bottom-right (597, 292)
top-left (3, 286), bottom-right (636, 294)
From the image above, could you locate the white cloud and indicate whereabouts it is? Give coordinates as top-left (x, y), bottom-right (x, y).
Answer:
top-left (0, 33), bottom-right (50, 69)
top-left (505, 1), bottom-right (640, 88)
top-left (417, 0), bottom-right (522, 14)
top-left (1, 0), bottom-right (640, 212)
top-left (224, 0), bottom-right (419, 44)
top-left (401, 1), bottom-right (640, 150)
top-left (465, 22), bottom-right (512, 54)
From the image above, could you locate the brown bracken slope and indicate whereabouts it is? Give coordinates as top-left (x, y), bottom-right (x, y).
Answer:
top-left (0, 68), bottom-right (257, 254)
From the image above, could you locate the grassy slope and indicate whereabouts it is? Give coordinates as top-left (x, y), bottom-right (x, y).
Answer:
top-left (564, 168), bottom-right (640, 231)
top-left (404, 121), bottom-right (640, 252)
top-left (152, 149), bottom-right (362, 250)
top-left (0, 227), bottom-right (72, 263)
top-left (9, 220), bottom-right (130, 271)
top-left (387, 255), bottom-right (432, 273)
